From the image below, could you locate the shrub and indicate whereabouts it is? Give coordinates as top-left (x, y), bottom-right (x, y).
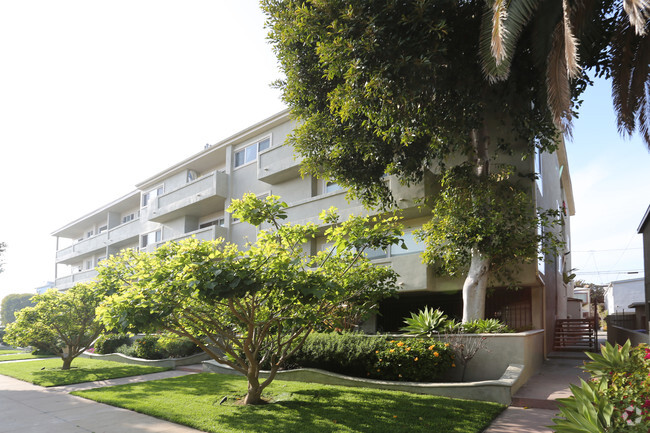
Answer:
top-left (551, 341), bottom-right (650, 432)
top-left (115, 343), bottom-right (137, 357)
top-left (371, 339), bottom-right (454, 382)
top-left (401, 307), bottom-right (456, 336)
top-left (133, 335), bottom-right (165, 359)
top-left (157, 334), bottom-right (200, 358)
top-left (94, 334), bottom-right (131, 354)
top-left (461, 318), bottom-right (512, 334)
top-left (290, 332), bottom-right (385, 377)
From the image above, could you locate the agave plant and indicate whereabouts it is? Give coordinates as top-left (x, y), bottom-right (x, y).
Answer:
top-left (461, 318), bottom-right (512, 334)
top-left (401, 307), bottom-right (450, 337)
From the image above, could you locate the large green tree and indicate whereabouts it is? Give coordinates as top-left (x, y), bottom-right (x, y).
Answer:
top-left (4, 284), bottom-right (106, 369)
top-left (97, 194), bottom-right (401, 405)
top-left (262, 0), bottom-right (579, 321)
top-left (1, 293), bottom-right (35, 325)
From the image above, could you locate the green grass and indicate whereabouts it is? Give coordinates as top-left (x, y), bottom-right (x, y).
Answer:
top-left (73, 373), bottom-right (505, 433)
top-left (0, 353), bottom-right (53, 361)
top-left (0, 358), bottom-right (171, 386)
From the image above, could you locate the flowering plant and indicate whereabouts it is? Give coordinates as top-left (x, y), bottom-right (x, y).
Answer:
top-left (552, 341), bottom-right (650, 432)
top-left (370, 339), bottom-right (454, 382)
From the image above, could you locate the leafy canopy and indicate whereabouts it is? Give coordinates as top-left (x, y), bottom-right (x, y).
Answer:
top-left (97, 194), bottom-right (401, 404)
top-left (4, 284), bottom-right (106, 369)
top-left (1, 293), bottom-right (35, 325)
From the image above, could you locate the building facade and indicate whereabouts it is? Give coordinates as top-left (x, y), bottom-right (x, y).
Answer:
top-left (52, 110), bottom-right (575, 352)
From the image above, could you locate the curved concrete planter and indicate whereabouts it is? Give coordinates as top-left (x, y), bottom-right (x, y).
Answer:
top-left (202, 330), bottom-right (544, 405)
top-left (80, 351), bottom-right (210, 368)
top-left (203, 359), bottom-right (522, 405)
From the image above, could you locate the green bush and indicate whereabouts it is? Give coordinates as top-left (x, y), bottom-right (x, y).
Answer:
top-left (371, 339), bottom-right (454, 381)
top-left (115, 343), bottom-right (137, 357)
top-left (461, 318), bottom-right (512, 334)
top-left (289, 332), bottom-right (386, 377)
top-left (133, 335), bottom-right (165, 359)
top-left (157, 335), bottom-right (200, 358)
top-left (94, 334), bottom-right (131, 354)
top-left (401, 307), bottom-right (457, 336)
top-left (551, 341), bottom-right (650, 432)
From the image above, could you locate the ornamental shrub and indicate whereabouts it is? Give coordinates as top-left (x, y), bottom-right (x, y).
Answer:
top-left (461, 318), bottom-right (512, 334)
top-left (552, 340), bottom-right (650, 432)
top-left (133, 335), bottom-right (164, 359)
top-left (115, 343), bottom-right (137, 357)
top-left (157, 334), bottom-right (200, 358)
top-left (371, 339), bottom-right (454, 382)
top-left (94, 333), bottom-right (131, 354)
top-left (289, 332), bottom-right (385, 377)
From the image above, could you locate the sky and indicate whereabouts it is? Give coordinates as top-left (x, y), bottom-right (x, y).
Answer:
top-left (0, 1), bottom-right (648, 303)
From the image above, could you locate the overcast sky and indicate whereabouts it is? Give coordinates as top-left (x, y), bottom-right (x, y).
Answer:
top-left (0, 2), bottom-right (648, 302)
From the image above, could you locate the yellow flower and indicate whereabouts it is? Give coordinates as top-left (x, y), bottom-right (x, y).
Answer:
top-left (414, 357), bottom-right (418, 362)
top-left (390, 349), bottom-right (395, 353)
top-left (405, 347), bottom-right (411, 352)
top-left (390, 340), bottom-right (396, 343)
top-left (428, 345), bottom-right (434, 350)
top-left (375, 350), bottom-right (379, 354)
top-left (377, 369), bottom-right (381, 372)
top-left (452, 363), bottom-right (456, 367)
top-left (434, 351), bottom-right (439, 357)
top-left (397, 341), bottom-right (404, 347)
top-left (444, 343), bottom-right (449, 347)
top-left (379, 358), bottom-right (383, 362)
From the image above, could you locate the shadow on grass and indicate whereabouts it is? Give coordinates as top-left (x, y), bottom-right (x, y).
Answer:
top-left (75, 373), bottom-right (504, 433)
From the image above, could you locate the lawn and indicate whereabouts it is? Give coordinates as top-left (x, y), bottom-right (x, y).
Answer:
top-left (73, 373), bottom-right (505, 433)
top-left (0, 353), bottom-right (54, 361)
top-left (0, 358), bottom-right (171, 386)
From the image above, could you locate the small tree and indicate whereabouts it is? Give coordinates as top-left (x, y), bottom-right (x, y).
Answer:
top-left (97, 194), bottom-right (401, 405)
top-left (4, 284), bottom-right (106, 370)
top-left (1, 293), bottom-right (35, 325)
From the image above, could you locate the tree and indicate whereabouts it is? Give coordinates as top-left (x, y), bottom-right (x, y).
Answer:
top-left (1, 293), bottom-right (35, 325)
top-left (97, 194), bottom-right (400, 405)
top-left (4, 284), bottom-right (106, 370)
top-left (262, 0), bottom-right (570, 321)
top-left (0, 242), bottom-right (6, 274)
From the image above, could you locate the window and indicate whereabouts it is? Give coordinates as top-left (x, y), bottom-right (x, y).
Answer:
top-left (187, 170), bottom-right (199, 183)
top-left (390, 230), bottom-right (424, 256)
top-left (86, 230), bottom-right (94, 238)
top-left (199, 218), bottom-right (225, 229)
top-left (98, 225), bottom-right (108, 234)
top-left (535, 147), bottom-right (543, 196)
top-left (325, 181), bottom-right (343, 194)
top-left (141, 230), bottom-right (162, 248)
top-left (84, 259), bottom-right (93, 270)
top-left (234, 137), bottom-right (271, 168)
top-left (142, 186), bottom-right (164, 207)
top-left (122, 212), bottom-right (136, 223)
top-left (364, 247), bottom-right (388, 260)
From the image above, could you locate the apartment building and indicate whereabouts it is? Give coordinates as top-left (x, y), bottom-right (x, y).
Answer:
top-left (52, 110), bottom-right (575, 348)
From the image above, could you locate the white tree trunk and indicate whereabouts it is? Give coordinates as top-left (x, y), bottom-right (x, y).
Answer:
top-left (462, 247), bottom-right (490, 323)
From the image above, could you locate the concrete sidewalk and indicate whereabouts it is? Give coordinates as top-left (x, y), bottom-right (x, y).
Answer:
top-left (484, 355), bottom-right (591, 433)
top-left (0, 368), bottom-right (204, 433)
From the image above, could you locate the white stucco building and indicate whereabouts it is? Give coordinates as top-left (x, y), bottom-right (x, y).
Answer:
top-left (52, 110), bottom-right (575, 350)
top-left (605, 277), bottom-right (646, 314)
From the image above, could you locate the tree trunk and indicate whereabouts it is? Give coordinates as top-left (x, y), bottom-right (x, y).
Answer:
top-left (461, 247), bottom-right (490, 323)
top-left (61, 356), bottom-right (73, 370)
top-left (243, 375), bottom-right (264, 405)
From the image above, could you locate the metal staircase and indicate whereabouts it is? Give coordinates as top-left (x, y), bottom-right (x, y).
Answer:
top-left (553, 319), bottom-right (597, 352)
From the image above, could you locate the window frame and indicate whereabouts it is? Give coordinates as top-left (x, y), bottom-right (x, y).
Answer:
top-left (233, 136), bottom-right (272, 169)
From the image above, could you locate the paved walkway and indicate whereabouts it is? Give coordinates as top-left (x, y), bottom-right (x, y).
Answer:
top-left (0, 367), bottom-right (204, 433)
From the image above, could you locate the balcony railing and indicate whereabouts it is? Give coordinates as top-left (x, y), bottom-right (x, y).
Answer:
top-left (55, 269), bottom-right (98, 291)
top-left (257, 145), bottom-right (302, 184)
top-left (146, 171), bottom-right (228, 223)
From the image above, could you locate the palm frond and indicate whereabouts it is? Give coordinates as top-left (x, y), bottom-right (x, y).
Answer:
top-left (638, 89), bottom-right (650, 148)
top-left (479, 0), bottom-right (542, 81)
top-left (562, 0), bottom-right (581, 78)
top-left (546, 21), bottom-right (573, 134)
top-left (611, 16), bottom-right (637, 136)
top-left (623, 0), bottom-right (650, 35)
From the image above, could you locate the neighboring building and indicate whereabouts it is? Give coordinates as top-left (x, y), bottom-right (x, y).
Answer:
top-left (605, 278), bottom-right (646, 315)
top-left (638, 205), bottom-right (650, 329)
top-left (52, 110), bottom-right (575, 353)
top-left (35, 281), bottom-right (55, 295)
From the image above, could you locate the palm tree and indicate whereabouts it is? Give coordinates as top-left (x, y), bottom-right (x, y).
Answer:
top-left (480, 0), bottom-right (650, 148)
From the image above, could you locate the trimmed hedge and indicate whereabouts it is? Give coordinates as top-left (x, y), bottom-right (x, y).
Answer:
top-left (289, 332), bottom-right (454, 382)
top-left (94, 334), bottom-right (131, 354)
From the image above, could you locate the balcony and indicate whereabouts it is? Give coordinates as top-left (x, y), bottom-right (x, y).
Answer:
top-left (146, 171), bottom-right (229, 223)
top-left (55, 269), bottom-right (98, 291)
top-left (257, 145), bottom-right (302, 184)
top-left (142, 225), bottom-right (228, 253)
top-left (283, 191), bottom-right (367, 227)
top-left (56, 233), bottom-right (108, 264)
top-left (106, 218), bottom-right (141, 248)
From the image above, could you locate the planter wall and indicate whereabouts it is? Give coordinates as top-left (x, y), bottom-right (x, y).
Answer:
top-left (607, 325), bottom-right (650, 347)
top-left (81, 351), bottom-right (210, 368)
